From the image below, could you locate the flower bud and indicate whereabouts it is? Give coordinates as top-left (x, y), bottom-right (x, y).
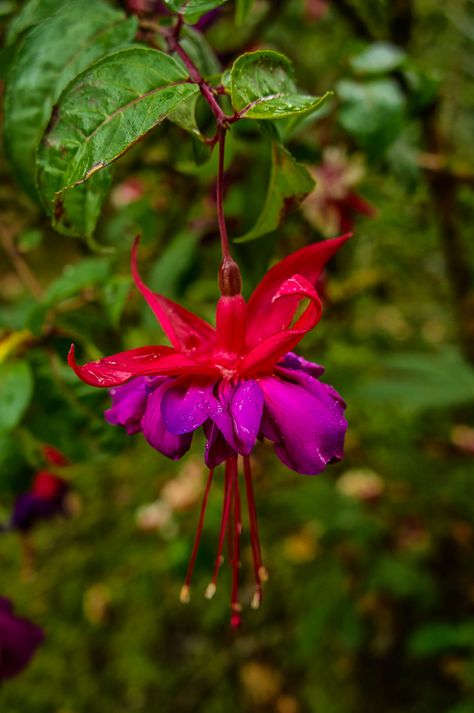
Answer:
top-left (218, 257), bottom-right (242, 296)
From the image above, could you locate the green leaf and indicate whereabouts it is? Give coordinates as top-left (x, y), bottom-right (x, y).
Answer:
top-left (54, 171), bottom-right (113, 238)
top-left (43, 258), bottom-right (111, 306)
top-left (231, 50), bottom-right (329, 119)
top-left (17, 228), bottom-right (43, 252)
top-left (235, 144), bottom-right (315, 243)
top-left (350, 42), bottom-right (407, 75)
top-left (101, 276), bottom-right (132, 328)
top-left (0, 361), bottom-right (33, 432)
top-left (178, 25), bottom-right (220, 77)
top-left (162, 0), bottom-right (228, 24)
top-left (235, 0), bottom-right (254, 25)
top-left (409, 621), bottom-right (474, 657)
top-left (4, 0), bottom-right (137, 199)
top-left (36, 47), bottom-right (201, 224)
top-left (26, 258), bottom-right (112, 334)
top-left (337, 78), bottom-right (405, 154)
top-left (355, 349), bottom-right (474, 413)
top-left (0, 432), bottom-right (30, 494)
top-left (5, 0), bottom-right (59, 45)
top-left (148, 229), bottom-right (200, 297)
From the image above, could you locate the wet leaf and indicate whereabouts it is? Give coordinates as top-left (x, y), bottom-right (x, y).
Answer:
top-left (231, 50), bottom-right (330, 119)
top-left (4, 0), bottom-right (137, 199)
top-left (36, 47), bottom-right (201, 228)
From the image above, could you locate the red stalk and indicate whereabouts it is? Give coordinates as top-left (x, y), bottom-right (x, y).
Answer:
top-left (180, 468), bottom-right (214, 603)
top-left (243, 455), bottom-right (268, 609)
top-left (205, 457), bottom-right (235, 599)
top-left (230, 458), bottom-right (242, 628)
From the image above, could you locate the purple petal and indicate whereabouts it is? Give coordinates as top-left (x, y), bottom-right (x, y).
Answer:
top-left (207, 380), bottom-right (264, 456)
top-left (141, 380), bottom-right (192, 460)
top-left (206, 380), bottom-right (236, 448)
top-left (0, 598), bottom-right (44, 680)
top-left (204, 421), bottom-right (236, 468)
top-left (259, 374), bottom-right (347, 475)
top-left (161, 380), bottom-right (218, 435)
top-left (276, 352), bottom-right (325, 378)
top-left (105, 376), bottom-right (161, 435)
top-left (281, 367), bottom-right (346, 409)
top-left (229, 380), bottom-right (264, 455)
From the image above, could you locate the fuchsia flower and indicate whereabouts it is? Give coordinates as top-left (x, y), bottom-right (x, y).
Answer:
top-left (303, 147), bottom-right (376, 236)
top-left (0, 597), bottom-right (44, 680)
top-left (69, 234), bottom-right (349, 624)
top-left (7, 446), bottom-right (70, 533)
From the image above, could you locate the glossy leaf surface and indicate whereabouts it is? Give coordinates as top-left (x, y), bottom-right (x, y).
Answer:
top-left (231, 50), bottom-right (329, 119)
top-left (4, 0), bottom-right (137, 198)
top-left (36, 48), bottom-right (201, 229)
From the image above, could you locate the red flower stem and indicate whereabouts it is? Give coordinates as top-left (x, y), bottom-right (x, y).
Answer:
top-left (227, 465), bottom-right (234, 564)
top-left (165, 18), bottom-right (234, 264)
top-left (180, 468), bottom-right (214, 604)
top-left (230, 460), bottom-right (242, 627)
top-left (166, 17), bottom-right (227, 126)
top-left (217, 126), bottom-right (231, 261)
top-left (205, 457), bottom-right (235, 599)
top-left (243, 455), bottom-right (267, 608)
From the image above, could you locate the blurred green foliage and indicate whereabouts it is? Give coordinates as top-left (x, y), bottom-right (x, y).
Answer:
top-left (1, 1), bottom-right (474, 712)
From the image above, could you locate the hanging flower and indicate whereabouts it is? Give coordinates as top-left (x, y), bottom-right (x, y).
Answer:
top-left (0, 597), bottom-right (44, 680)
top-left (303, 147), bottom-right (376, 236)
top-left (7, 446), bottom-right (71, 533)
top-left (69, 234), bottom-right (349, 624)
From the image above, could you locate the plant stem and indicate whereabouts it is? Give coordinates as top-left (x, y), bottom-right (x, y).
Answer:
top-left (164, 17), bottom-right (236, 266)
top-left (0, 225), bottom-right (43, 300)
top-left (166, 17), bottom-right (227, 125)
top-left (217, 126), bottom-right (231, 260)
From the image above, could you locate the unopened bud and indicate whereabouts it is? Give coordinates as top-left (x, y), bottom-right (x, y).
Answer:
top-left (218, 257), bottom-right (242, 296)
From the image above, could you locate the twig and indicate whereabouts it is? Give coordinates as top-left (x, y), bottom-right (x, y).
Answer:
top-left (0, 224), bottom-right (43, 300)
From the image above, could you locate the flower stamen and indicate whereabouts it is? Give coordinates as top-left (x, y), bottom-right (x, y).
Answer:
top-left (230, 458), bottom-right (242, 627)
top-left (180, 468), bottom-right (214, 604)
top-left (243, 455), bottom-right (267, 607)
top-left (205, 457), bottom-right (235, 599)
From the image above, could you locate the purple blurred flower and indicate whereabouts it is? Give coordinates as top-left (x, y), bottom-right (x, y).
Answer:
top-left (0, 598), bottom-right (44, 680)
top-left (9, 471), bottom-right (70, 533)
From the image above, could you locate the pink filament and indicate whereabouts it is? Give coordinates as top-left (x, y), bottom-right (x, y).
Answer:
top-left (182, 468), bottom-right (214, 593)
top-left (243, 455), bottom-right (265, 607)
top-left (209, 457), bottom-right (235, 589)
top-left (181, 454), bottom-right (266, 626)
top-left (230, 458), bottom-right (242, 626)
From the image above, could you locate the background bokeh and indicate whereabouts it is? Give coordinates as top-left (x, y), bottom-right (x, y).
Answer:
top-left (1, 1), bottom-right (474, 711)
